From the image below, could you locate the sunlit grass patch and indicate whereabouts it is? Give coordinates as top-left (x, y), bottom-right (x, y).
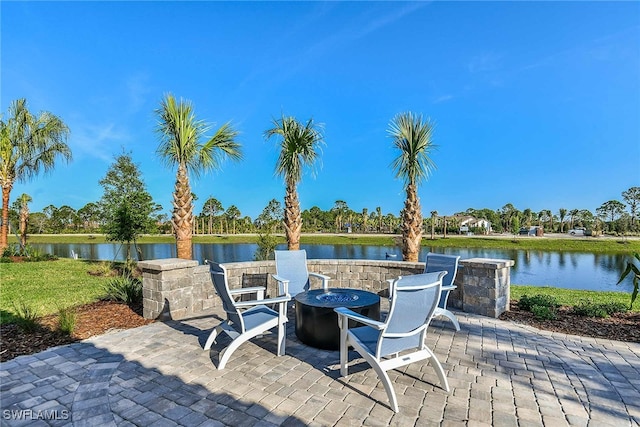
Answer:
top-left (511, 285), bottom-right (639, 312)
top-left (0, 259), bottom-right (113, 324)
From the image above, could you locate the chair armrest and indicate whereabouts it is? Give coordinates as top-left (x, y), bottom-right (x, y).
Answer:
top-left (271, 274), bottom-right (288, 284)
top-left (309, 272), bottom-right (330, 290)
top-left (386, 278), bottom-right (396, 299)
top-left (441, 285), bottom-right (457, 292)
top-left (271, 275), bottom-right (290, 295)
top-left (334, 307), bottom-right (386, 330)
top-left (229, 286), bottom-right (265, 300)
top-left (229, 286), bottom-right (266, 295)
top-left (234, 294), bottom-right (291, 308)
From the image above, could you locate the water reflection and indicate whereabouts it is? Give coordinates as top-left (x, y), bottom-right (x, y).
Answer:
top-left (31, 242), bottom-right (634, 293)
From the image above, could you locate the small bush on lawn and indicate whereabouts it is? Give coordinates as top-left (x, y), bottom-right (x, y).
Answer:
top-left (102, 275), bottom-right (142, 305)
top-left (531, 304), bottom-right (557, 320)
top-left (57, 306), bottom-right (77, 335)
top-left (11, 300), bottom-right (40, 332)
top-left (1, 244), bottom-right (57, 261)
top-left (88, 261), bottom-right (117, 277)
top-left (571, 299), bottom-right (629, 318)
top-left (517, 294), bottom-right (560, 320)
top-left (518, 294), bottom-right (559, 311)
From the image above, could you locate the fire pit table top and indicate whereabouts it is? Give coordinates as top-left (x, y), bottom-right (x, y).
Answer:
top-left (294, 288), bottom-right (379, 308)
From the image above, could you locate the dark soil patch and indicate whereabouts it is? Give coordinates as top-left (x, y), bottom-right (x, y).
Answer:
top-left (0, 301), bottom-right (153, 362)
top-left (500, 300), bottom-right (640, 343)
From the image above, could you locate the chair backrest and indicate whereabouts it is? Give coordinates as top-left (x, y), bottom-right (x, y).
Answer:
top-left (378, 272), bottom-right (444, 357)
top-left (424, 253), bottom-right (460, 288)
top-left (206, 261), bottom-right (244, 332)
top-left (275, 250), bottom-right (310, 295)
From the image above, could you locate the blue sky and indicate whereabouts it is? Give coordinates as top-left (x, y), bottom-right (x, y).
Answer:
top-left (2, 1), bottom-right (639, 220)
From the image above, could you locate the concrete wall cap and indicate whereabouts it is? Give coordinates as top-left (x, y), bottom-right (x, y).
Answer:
top-left (460, 258), bottom-right (515, 268)
top-left (138, 258), bottom-right (199, 271)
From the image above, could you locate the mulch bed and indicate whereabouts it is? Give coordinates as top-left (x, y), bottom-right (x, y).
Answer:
top-left (0, 301), bottom-right (154, 362)
top-left (1, 299), bottom-right (637, 363)
top-left (499, 300), bottom-right (640, 343)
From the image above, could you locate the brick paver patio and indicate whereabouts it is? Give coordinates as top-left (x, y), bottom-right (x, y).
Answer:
top-left (1, 307), bottom-right (639, 426)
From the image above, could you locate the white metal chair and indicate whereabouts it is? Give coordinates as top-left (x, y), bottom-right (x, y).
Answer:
top-left (424, 253), bottom-right (461, 331)
top-left (335, 271), bottom-right (450, 412)
top-left (204, 260), bottom-right (291, 369)
top-left (272, 249), bottom-right (330, 296)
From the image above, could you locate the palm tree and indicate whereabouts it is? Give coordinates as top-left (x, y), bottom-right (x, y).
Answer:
top-left (388, 112), bottom-right (437, 262)
top-left (362, 208), bottom-right (369, 233)
top-left (225, 205), bottom-right (241, 234)
top-left (265, 115), bottom-right (324, 250)
top-left (155, 94), bottom-right (241, 259)
top-left (16, 193), bottom-right (32, 250)
top-left (558, 208), bottom-right (567, 233)
top-left (201, 196), bottom-right (223, 235)
top-left (430, 210), bottom-right (438, 240)
top-left (0, 99), bottom-right (71, 251)
top-left (569, 209), bottom-right (579, 229)
top-left (545, 209), bottom-right (554, 232)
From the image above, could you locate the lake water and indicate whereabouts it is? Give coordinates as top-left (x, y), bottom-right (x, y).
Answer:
top-left (32, 242), bottom-right (635, 293)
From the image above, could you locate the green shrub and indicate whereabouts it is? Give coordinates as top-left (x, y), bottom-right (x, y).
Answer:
top-left (57, 306), bottom-right (77, 335)
top-left (531, 304), bottom-right (557, 320)
top-left (11, 300), bottom-right (40, 332)
top-left (0, 244), bottom-right (57, 261)
top-left (89, 261), bottom-right (117, 277)
top-left (571, 299), bottom-right (629, 318)
top-left (518, 294), bottom-right (559, 311)
top-left (2, 244), bottom-right (22, 257)
top-left (102, 275), bottom-right (142, 305)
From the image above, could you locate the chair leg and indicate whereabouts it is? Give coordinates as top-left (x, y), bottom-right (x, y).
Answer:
top-left (435, 308), bottom-right (460, 331)
top-left (204, 325), bottom-right (223, 350)
top-left (339, 317), bottom-right (349, 377)
top-left (218, 332), bottom-right (254, 370)
top-left (426, 349), bottom-right (450, 392)
top-left (276, 320), bottom-right (286, 356)
top-left (360, 351), bottom-right (399, 412)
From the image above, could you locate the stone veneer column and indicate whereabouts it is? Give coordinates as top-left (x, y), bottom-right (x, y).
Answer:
top-left (139, 258), bottom-right (212, 320)
top-left (458, 258), bottom-right (515, 318)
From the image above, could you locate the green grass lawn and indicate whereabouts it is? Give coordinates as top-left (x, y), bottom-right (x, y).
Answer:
top-left (0, 259), bottom-right (114, 324)
top-left (511, 285), bottom-right (638, 312)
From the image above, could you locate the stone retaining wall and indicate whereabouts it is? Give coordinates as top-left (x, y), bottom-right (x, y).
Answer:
top-left (140, 257), bottom-right (514, 321)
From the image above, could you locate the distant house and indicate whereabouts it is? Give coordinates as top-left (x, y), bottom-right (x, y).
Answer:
top-left (456, 215), bottom-right (492, 234)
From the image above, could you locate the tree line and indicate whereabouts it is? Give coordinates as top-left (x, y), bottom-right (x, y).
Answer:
top-left (7, 182), bottom-right (640, 238)
top-left (2, 97), bottom-right (638, 263)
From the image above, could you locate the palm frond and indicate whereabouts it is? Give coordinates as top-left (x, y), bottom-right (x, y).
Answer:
top-left (266, 115), bottom-right (324, 185)
top-left (388, 112), bottom-right (437, 187)
top-left (155, 94), bottom-right (241, 178)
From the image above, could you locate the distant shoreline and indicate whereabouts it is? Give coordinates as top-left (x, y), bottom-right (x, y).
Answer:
top-left (13, 233), bottom-right (640, 254)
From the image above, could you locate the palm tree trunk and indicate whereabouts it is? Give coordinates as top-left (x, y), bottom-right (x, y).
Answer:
top-left (1, 184), bottom-right (12, 251)
top-left (443, 216), bottom-right (447, 238)
top-left (284, 181), bottom-right (302, 250)
top-left (172, 164), bottom-right (193, 259)
top-left (19, 207), bottom-right (28, 249)
top-left (401, 184), bottom-right (423, 262)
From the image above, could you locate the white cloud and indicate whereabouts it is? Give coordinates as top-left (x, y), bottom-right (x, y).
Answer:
top-left (468, 52), bottom-right (504, 74)
top-left (433, 94), bottom-right (453, 104)
top-left (125, 72), bottom-right (153, 114)
top-left (69, 121), bottom-right (130, 163)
